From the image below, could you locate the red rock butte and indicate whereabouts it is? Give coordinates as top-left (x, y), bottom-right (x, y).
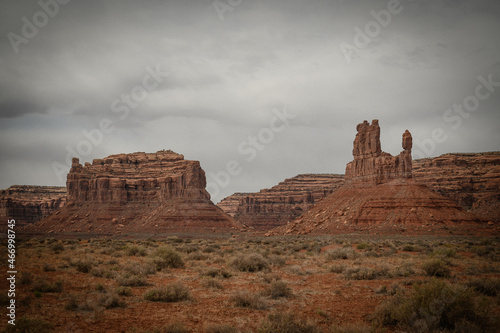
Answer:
top-left (269, 120), bottom-right (494, 236)
top-left (345, 119), bottom-right (412, 184)
top-left (23, 150), bottom-right (241, 236)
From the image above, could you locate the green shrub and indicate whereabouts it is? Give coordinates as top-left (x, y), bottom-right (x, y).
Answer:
top-left (50, 242), bottom-right (65, 252)
top-left (343, 267), bottom-right (376, 280)
top-left (230, 253), bottom-right (270, 272)
top-left (5, 316), bottom-right (53, 333)
top-left (91, 267), bottom-right (117, 279)
top-left (201, 277), bottom-right (224, 290)
top-left (186, 252), bottom-right (209, 261)
top-left (116, 286), bottom-right (133, 296)
top-left (124, 261), bottom-right (156, 276)
top-left (264, 281), bottom-right (293, 299)
top-left (258, 311), bottom-right (320, 333)
top-left (402, 244), bottom-right (416, 252)
top-left (231, 291), bottom-right (268, 310)
top-left (144, 283), bottom-right (191, 302)
top-left (374, 279), bottom-right (495, 332)
top-left (152, 246), bottom-right (185, 270)
top-left (117, 273), bottom-right (148, 287)
top-left (329, 264), bottom-right (346, 274)
top-left (325, 248), bottom-right (358, 260)
top-left (124, 244), bottom-right (147, 256)
top-left (71, 259), bottom-right (94, 273)
top-left (268, 255), bottom-right (286, 267)
top-left (97, 292), bottom-right (126, 309)
top-left (202, 267), bottom-right (232, 279)
top-left (19, 271), bottom-right (34, 285)
top-left (356, 243), bottom-right (371, 250)
top-left (431, 246), bottom-right (457, 258)
top-left (422, 259), bottom-right (451, 277)
top-left (32, 279), bottom-right (63, 293)
top-left (466, 278), bottom-right (500, 296)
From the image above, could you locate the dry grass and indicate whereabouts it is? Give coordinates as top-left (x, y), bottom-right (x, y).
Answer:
top-left (7, 235), bottom-right (499, 332)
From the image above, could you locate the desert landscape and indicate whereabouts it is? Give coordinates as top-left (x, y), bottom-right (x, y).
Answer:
top-left (2, 119), bottom-right (499, 332)
top-left (2, 1), bottom-right (500, 332)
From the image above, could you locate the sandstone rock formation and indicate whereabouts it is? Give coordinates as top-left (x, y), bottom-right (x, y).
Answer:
top-left (217, 193), bottom-right (250, 217)
top-left (1, 186), bottom-right (66, 227)
top-left (345, 119), bottom-right (412, 184)
top-left (413, 152), bottom-right (500, 223)
top-left (23, 150), bottom-right (241, 236)
top-left (269, 120), bottom-right (493, 236)
top-left (218, 151), bottom-right (499, 230)
top-left (218, 174), bottom-right (344, 230)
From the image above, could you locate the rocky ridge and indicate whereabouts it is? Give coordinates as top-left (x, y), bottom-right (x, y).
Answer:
top-left (413, 152), bottom-right (500, 223)
top-left (1, 186), bottom-right (66, 227)
top-left (218, 174), bottom-right (344, 230)
top-left (23, 150), bottom-right (241, 236)
top-left (268, 120), bottom-right (492, 236)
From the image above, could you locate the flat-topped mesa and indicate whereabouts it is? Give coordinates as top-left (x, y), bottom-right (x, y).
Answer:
top-left (66, 150), bottom-right (210, 204)
top-left (0, 185), bottom-right (66, 227)
top-left (345, 119), bottom-right (412, 185)
top-left (24, 150), bottom-right (241, 236)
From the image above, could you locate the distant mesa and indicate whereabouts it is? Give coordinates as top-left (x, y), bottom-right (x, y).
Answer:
top-left (267, 120), bottom-right (495, 236)
top-left (22, 150), bottom-right (241, 236)
top-left (0, 185), bottom-right (66, 228)
top-left (218, 174), bottom-right (344, 230)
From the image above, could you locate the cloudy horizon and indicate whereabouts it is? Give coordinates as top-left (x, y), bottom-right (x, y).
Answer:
top-left (1, 0), bottom-right (499, 203)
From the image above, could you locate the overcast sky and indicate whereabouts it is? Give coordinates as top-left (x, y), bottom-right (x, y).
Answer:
top-left (1, 0), bottom-right (499, 203)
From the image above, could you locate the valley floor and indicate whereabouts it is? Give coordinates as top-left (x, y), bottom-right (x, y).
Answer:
top-left (2, 234), bottom-right (499, 332)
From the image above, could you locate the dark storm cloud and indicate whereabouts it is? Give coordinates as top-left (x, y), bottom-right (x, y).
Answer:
top-left (1, 0), bottom-right (499, 202)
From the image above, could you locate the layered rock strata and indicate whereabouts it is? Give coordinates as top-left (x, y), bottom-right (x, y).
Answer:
top-left (269, 120), bottom-right (492, 236)
top-left (345, 119), bottom-right (412, 184)
top-left (24, 150), bottom-right (241, 236)
top-left (413, 152), bottom-right (500, 222)
top-left (218, 174), bottom-right (344, 230)
top-left (1, 186), bottom-right (66, 227)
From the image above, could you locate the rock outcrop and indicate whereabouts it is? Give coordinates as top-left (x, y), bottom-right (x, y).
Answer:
top-left (1, 186), bottom-right (66, 227)
top-left (413, 152), bottom-right (500, 223)
top-left (23, 150), bottom-right (241, 236)
top-left (217, 193), bottom-right (250, 217)
top-left (269, 120), bottom-right (492, 236)
top-left (345, 119), bottom-right (412, 184)
top-left (218, 174), bottom-right (344, 230)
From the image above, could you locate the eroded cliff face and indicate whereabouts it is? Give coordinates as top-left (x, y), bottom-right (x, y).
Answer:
top-left (66, 150), bottom-right (210, 203)
top-left (0, 186), bottom-right (66, 227)
top-left (413, 152), bottom-right (500, 222)
top-left (268, 120), bottom-right (493, 236)
top-left (218, 174), bottom-right (345, 230)
top-left (217, 193), bottom-right (250, 217)
top-left (23, 150), bottom-right (240, 236)
top-left (345, 119), bottom-right (412, 184)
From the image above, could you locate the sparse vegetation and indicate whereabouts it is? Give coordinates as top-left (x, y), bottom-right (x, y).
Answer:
top-left (258, 311), bottom-right (320, 333)
top-left (325, 247), bottom-right (358, 260)
top-left (264, 280), bottom-right (293, 299)
top-left (231, 291), bottom-right (268, 310)
top-left (230, 253), bottom-right (270, 272)
top-left (144, 283), bottom-right (191, 302)
top-left (374, 279), bottom-right (496, 332)
top-left (10, 236), bottom-right (499, 332)
top-left (152, 246), bottom-right (185, 270)
top-left (422, 258), bottom-right (451, 277)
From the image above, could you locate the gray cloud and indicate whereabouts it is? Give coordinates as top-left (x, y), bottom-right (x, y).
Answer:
top-left (1, 0), bottom-right (499, 202)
